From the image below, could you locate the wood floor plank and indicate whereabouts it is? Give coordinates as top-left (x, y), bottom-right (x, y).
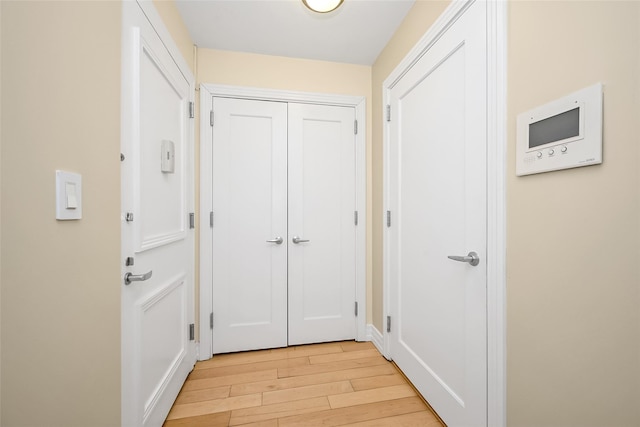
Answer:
top-left (279, 356), bottom-right (388, 378)
top-left (340, 410), bottom-right (443, 426)
top-left (340, 341), bottom-right (375, 352)
top-left (287, 343), bottom-right (345, 357)
top-left (189, 356), bottom-right (310, 380)
top-left (277, 396), bottom-right (429, 427)
top-left (262, 380), bottom-right (354, 405)
top-left (231, 364), bottom-right (396, 396)
top-left (328, 384), bottom-right (416, 409)
top-left (195, 349), bottom-right (288, 369)
top-left (162, 411), bottom-right (231, 427)
top-left (182, 369), bottom-right (278, 392)
top-left (350, 373), bottom-right (406, 391)
top-left (234, 419), bottom-right (279, 427)
top-left (309, 349), bottom-right (381, 365)
top-left (228, 397), bottom-right (330, 426)
top-left (166, 394), bottom-right (262, 420)
top-left (174, 385), bottom-right (230, 405)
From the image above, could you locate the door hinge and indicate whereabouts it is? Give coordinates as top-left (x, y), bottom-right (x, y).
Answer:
top-left (125, 212), bottom-right (134, 222)
top-left (210, 312), bottom-right (214, 329)
top-left (189, 213), bottom-right (195, 229)
top-left (387, 316), bottom-right (391, 333)
top-left (386, 105), bottom-right (391, 122)
top-left (189, 323), bottom-right (195, 341)
top-left (210, 211), bottom-right (214, 228)
top-left (386, 210), bottom-right (391, 227)
top-left (354, 120), bottom-right (358, 135)
top-left (355, 301), bottom-right (359, 317)
top-left (188, 101), bottom-right (195, 119)
top-left (354, 211), bottom-right (358, 226)
top-left (210, 110), bottom-right (214, 127)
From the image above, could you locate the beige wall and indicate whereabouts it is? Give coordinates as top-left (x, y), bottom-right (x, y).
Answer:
top-left (153, 0), bottom-right (195, 72)
top-left (371, 0), bottom-right (450, 331)
top-left (507, 2), bottom-right (640, 425)
top-left (0, 2), bottom-right (121, 426)
top-left (197, 48), bottom-right (374, 322)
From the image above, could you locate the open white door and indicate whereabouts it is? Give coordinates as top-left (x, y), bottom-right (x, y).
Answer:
top-left (387, 1), bottom-right (488, 426)
top-left (121, 2), bottom-right (195, 426)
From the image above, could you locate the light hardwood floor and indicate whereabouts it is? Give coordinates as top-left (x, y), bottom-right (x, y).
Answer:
top-left (164, 341), bottom-right (444, 426)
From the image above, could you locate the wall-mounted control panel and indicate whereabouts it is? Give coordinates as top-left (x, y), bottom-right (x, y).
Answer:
top-left (56, 170), bottom-right (82, 220)
top-left (516, 83), bottom-right (603, 176)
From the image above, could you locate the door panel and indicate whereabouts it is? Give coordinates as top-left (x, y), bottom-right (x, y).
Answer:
top-left (288, 103), bottom-right (356, 345)
top-left (388, 1), bottom-right (487, 426)
top-left (211, 97), bottom-right (288, 353)
top-left (121, 2), bottom-right (195, 426)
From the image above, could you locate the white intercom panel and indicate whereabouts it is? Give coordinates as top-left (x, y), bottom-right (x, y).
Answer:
top-left (161, 140), bottom-right (175, 173)
top-left (516, 83), bottom-right (603, 176)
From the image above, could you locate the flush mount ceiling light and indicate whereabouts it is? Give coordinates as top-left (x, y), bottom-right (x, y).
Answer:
top-left (302, 0), bottom-right (344, 13)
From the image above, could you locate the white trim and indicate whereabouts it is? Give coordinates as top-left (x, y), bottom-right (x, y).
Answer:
top-left (381, 1), bottom-right (507, 426)
top-left (199, 84), bottom-right (367, 360)
top-left (366, 324), bottom-right (385, 356)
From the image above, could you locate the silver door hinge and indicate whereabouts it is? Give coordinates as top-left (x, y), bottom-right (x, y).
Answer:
top-left (354, 211), bottom-right (358, 226)
top-left (386, 105), bottom-right (391, 122)
top-left (189, 101), bottom-right (195, 118)
top-left (189, 213), bottom-right (195, 229)
top-left (189, 323), bottom-right (195, 341)
top-left (387, 316), bottom-right (391, 333)
top-left (354, 120), bottom-right (358, 135)
top-left (210, 211), bottom-right (214, 228)
top-left (355, 301), bottom-right (359, 317)
top-left (210, 312), bottom-right (214, 329)
top-left (210, 110), bottom-right (214, 127)
top-left (386, 210), bottom-right (391, 227)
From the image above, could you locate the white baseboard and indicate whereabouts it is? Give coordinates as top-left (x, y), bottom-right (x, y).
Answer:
top-left (366, 324), bottom-right (384, 354)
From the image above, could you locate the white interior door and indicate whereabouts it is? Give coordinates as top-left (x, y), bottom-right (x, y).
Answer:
top-left (288, 103), bottom-right (357, 345)
top-left (210, 100), bottom-right (356, 351)
top-left (121, 3), bottom-right (195, 426)
top-left (211, 97), bottom-right (288, 354)
top-left (387, 1), bottom-right (487, 426)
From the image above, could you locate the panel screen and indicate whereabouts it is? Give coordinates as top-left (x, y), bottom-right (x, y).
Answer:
top-left (529, 107), bottom-right (580, 149)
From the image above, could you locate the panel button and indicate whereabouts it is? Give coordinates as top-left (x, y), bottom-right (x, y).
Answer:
top-left (561, 145), bottom-right (568, 153)
top-left (536, 151), bottom-right (543, 159)
top-left (548, 148), bottom-right (555, 156)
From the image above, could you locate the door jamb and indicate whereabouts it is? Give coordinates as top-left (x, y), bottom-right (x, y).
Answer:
top-left (381, 1), bottom-right (507, 426)
top-left (199, 84), bottom-right (367, 359)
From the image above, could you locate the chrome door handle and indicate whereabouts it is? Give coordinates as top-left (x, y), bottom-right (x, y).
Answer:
top-left (447, 251), bottom-right (480, 267)
top-left (266, 236), bottom-right (283, 244)
top-left (292, 236), bottom-right (310, 244)
top-left (124, 270), bottom-right (153, 285)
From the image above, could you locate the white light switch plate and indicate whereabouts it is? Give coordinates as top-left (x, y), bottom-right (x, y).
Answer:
top-left (56, 170), bottom-right (82, 220)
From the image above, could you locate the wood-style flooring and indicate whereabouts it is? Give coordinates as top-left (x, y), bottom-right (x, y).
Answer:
top-left (164, 341), bottom-right (444, 426)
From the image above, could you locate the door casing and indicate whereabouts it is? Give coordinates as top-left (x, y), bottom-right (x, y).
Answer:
top-left (199, 84), bottom-right (367, 359)
top-left (382, 0), bottom-right (507, 426)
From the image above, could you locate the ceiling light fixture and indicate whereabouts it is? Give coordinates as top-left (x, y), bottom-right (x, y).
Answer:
top-left (302, 0), bottom-right (344, 13)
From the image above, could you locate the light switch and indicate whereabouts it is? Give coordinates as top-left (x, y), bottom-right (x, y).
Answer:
top-left (56, 170), bottom-right (82, 220)
top-left (65, 182), bottom-right (78, 209)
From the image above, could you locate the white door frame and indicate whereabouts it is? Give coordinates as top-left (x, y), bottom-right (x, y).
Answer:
top-left (200, 84), bottom-right (367, 359)
top-left (382, 0), bottom-right (507, 426)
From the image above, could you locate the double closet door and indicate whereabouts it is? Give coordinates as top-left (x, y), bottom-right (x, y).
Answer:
top-left (211, 97), bottom-right (357, 354)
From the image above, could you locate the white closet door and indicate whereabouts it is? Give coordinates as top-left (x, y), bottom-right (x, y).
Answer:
top-left (211, 97), bottom-right (288, 353)
top-left (288, 103), bottom-right (357, 345)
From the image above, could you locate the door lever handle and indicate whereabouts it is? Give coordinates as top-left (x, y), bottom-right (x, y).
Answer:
top-left (292, 236), bottom-right (310, 244)
top-left (124, 270), bottom-right (153, 285)
top-left (266, 237), bottom-right (283, 245)
top-left (447, 251), bottom-right (480, 266)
